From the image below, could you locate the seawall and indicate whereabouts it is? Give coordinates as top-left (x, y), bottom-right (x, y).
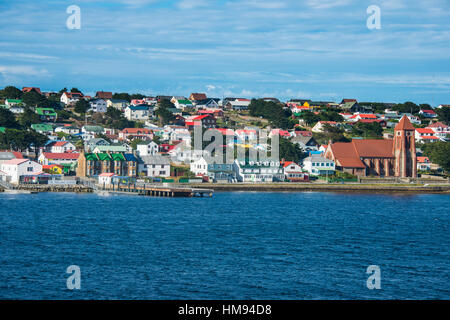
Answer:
top-left (187, 183), bottom-right (450, 194)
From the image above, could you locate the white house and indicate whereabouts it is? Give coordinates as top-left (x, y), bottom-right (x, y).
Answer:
top-left (174, 99), bottom-right (194, 110)
top-left (88, 99), bottom-right (107, 113)
top-left (415, 128), bottom-right (438, 143)
top-left (0, 158), bottom-right (42, 184)
top-left (190, 157), bottom-right (208, 176)
top-left (107, 99), bottom-right (129, 110)
top-left (54, 126), bottom-right (80, 135)
top-left (136, 141), bottom-right (159, 156)
top-left (45, 141), bottom-right (76, 153)
top-left (124, 105), bottom-right (150, 121)
top-left (427, 122), bottom-right (450, 140)
top-left (233, 159), bottom-right (284, 182)
top-left (282, 161), bottom-right (308, 181)
top-left (312, 121), bottom-right (338, 133)
top-left (98, 173), bottom-right (116, 186)
top-left (139, 155), bottom-right (171, 178)
top-left (419, 109), bottom-right (437, 118)
top-left (303, 155), bottom-right (335, 176)
top-left (60, 92), bottom-right (83, 105)
top-left (38, 152), bottom-right (80, 166)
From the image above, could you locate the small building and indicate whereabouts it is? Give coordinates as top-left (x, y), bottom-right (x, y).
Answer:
top-left (139, 155), bottom-right (171, 178)
top-left (60, 92), bottom-right (83, 105)
top-left (124, 105), bottom-right (150, 121)
top-left (427, 122), bottom-right (449, 140)
top-left (207, 163), bottom-right (235, 182)
top-left (0, 158), bottom-right (43, 184)
top-left (136, 141), bottom-right (159, 156)
top-left (95, 91), bottom-right (113, 100)
top-left (190, 157), bottom-right (208, 176)
top-left (417, 156), bottom-right (431, 171)
top-left (419, 109), bottom-right (437, 118)
top-left (312, 121), bottom-right (338, 133)
top-left (174, 99), bottom-right (194, 110)
top-left (38, 152), bottom-right (80, 167)
top-left (31, 123), bottom-right (54, 134)
top-left (5, 99), bottom-right (23, 107)
top-left (36, 108), bottom-right (57, 122)
top-left (98, 172), bottom-right (116, 186)
top-left (233, 159), bottom-right (284, 182)
top-left (302, 155), bottom-right (335, 176)
top-left (88, 99), bottom-right (107, 113)
top-left (45, 141), bottom-right (76, 153)
top-left (282, 161), bottom-right (309, 182)
top-left (415, 128), bottom-right (438, 143)
top-left (119, 128), bottom-right (153, 141)
top-left (55, 125), bottom-right (80, 135)
top-left (107, 99), bottom-right (129, 110)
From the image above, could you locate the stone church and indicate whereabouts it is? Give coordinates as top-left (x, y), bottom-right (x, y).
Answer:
top-left (325, 115), bottom-right (417, 178)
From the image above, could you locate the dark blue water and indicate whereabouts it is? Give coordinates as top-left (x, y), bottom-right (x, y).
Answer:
top-left (0, 191), bottom-right (449, 299)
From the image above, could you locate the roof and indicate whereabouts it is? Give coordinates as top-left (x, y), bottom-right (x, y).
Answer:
top-left (395, 115), bottom-right (415, 131)
top-left (2, 158), bottom-right (29, 165)
top-left (42, 152), bottom-right (80, 160)
top-left (190, 93), bottom-right (207, 101)
top-left (420, 136), bottom-right (439, 140)
top-left (417, 156), bottom-right (430, 163)
top-left (99, 173), bottom-right (115, 177)
top-left (416, 128), bottom-right (435, 134)
top-left (0, 151), bottom-right (23, 160)
top-left (22, 87), bottom-right (41, 94)
top-left (304, 155), bottom-right (334, 163)
top-left (420, 109), bottom-right (437, 114)
top-left (329, 142), bottom-right (365, 168)
top-left (352, 139), bottom-right (394, 158)
top-left (97, 153), bottom-right (112, 161)
top-left (121, 128), bottom-right (152, 134)
top-left (35, 108), bottom-right (57, 116)
top-left (94, 145), bottom-right (127, 153)
top-left (123, 153), bottom-right (138, 162)
top-left (128, 105), bottom-right (149, 111)
top-left (177, 99), bottom-right (193, 104)
top-left (140, 155), bottom-right (170, 165)
top-left (95, 91), bottom-right (113, 99)
top-left (427, 122), bottom-right (448, 128)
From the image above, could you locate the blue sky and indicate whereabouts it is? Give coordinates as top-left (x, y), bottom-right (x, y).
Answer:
top-left (0, 0), bottom-right (449, 104)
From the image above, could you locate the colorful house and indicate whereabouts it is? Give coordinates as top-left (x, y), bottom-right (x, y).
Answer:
top-left (36, 108), bottom-right (57, 122)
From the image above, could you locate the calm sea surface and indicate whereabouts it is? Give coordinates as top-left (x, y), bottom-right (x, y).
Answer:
top-left (0, 191), bottom-right (449, 299)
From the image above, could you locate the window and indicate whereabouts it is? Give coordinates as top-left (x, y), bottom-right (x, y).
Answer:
top-left (27, 167), bottom-right (33, 172)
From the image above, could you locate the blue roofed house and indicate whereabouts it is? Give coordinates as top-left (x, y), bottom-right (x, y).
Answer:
top-left (124, 105), bottom-right (151, 121)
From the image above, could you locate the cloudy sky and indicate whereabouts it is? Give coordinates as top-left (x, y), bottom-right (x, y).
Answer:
top-left (0, 0), bottom-right (449, 104)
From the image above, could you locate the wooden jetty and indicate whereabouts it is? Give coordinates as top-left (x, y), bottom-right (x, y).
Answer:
top-left (100, 183), bottom-right (213, 198)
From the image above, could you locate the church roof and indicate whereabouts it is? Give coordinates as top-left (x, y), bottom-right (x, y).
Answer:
top-left (395, 115), bottom-right (415, 131)
top-left (352, 139), bottom-right (394, 158)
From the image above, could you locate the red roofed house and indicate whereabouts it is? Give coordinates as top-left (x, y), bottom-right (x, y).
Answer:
top-left (349, 114), bottom-right (378, 122)
top-left (22, 87), bottom-right (42, 95)
top-left (185, 115), bottom-right (216, 129)
top-left (415, 128), bottom-right (438, 143)
top-left (426, 121), bottom-right (450, 140)
top-left (189, 93), bottom-right (207, 102)
top-left (419, 109), bottom-right (437, 118)
top-left (45, 141), bottom-right (76, 153)
top-left (282, 161), bottom-right (309, 182)
top-left (95, 91), bottom-right (113, 100)
top-left (38, 152), bottom-right (80, 166)
top-left (417, 157), bottom-right (431, 171)
top-left (119, 128), bottom-right (153, 141)
top-left (325, 115), bottom-right (417, 178)
top-left (60, 92), bottom-right (84, 105)
top-left (269, 129), bottom-right (291, 138)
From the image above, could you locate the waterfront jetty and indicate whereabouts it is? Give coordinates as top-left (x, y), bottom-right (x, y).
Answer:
top-left (100, 183), bottom-right (214, 198)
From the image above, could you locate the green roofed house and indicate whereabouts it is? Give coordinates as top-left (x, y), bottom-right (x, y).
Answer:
top-left (5, 99), bottom-right (23, 107)
top-left (0, 127), bottom-right (5, 133)
top-left (76, 151), bottom-right (138, 177)
top-left (36, 108), bottom-right (57, 122)
top-left (31, 123), bottom-right (54, 134)
top-left (174, 99), bottom-right (193, 110)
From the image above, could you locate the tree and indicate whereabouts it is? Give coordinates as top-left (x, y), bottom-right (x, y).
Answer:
top-left (105, 107), bottom-right (123, 120)
top-left (130, 139), bottom-right (144, 150)
top-left (313, 124), bottom-right (350, 144)
top-left (0, 86), bottom-right (23, 99)
top-left (70, 88), bottom-right (82, 93)
top-left (0, 128), bottom-right (47, 152)
top-left (436, 106), bottom-right (450, 125)
top-left (278, 137), bottom-right (307, 163)
top-left (420, 141), bottom-right (450, 172)
top-left (393, 101), bottom-right (420, 114)
top-left (248, 99), bottom-right (291, 129)
top-left (18, 107), bottom-right (40, 128)
top-left (155, 100), bottom-right (175, 126)
top-left (22, 91), bottom-right (46, 107)
top-left (0, 108), bottom-right (19, 128)
top-left (112, 92), bottom-right (131, 101)
top-left (59, 87), bottom-right (68, 93)
top-left (74, 99), bottom-right (89, 114)
top-left (351, 122), bottom-right (383, 138)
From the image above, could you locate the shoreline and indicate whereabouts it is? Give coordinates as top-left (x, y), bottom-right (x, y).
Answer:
top-left (186, 183), bottom-right (450, 194)
top-left (2, 183), bottom-right (449, 194)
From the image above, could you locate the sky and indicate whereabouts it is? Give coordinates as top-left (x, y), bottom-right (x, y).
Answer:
top-left (0, 0), bottom-right (449, 104)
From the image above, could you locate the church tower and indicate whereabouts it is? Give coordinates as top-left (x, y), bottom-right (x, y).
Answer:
top-left (393, 115), bottom-right (417, 178)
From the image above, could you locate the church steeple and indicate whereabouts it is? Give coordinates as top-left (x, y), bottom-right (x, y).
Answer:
top-left (393, 115), bottom-right (416, 178)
